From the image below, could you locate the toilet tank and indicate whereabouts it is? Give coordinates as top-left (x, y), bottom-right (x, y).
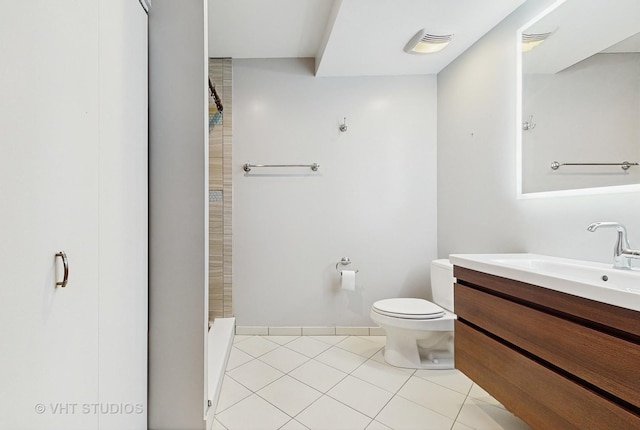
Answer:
top-left (430, 259), bottom-right (455, 312)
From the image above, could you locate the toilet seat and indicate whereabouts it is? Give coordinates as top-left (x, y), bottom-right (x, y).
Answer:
top-left (372, 298), bottom-right (445, 320)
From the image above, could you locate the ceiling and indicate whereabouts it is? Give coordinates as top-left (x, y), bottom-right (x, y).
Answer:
top-left (208, 0), bottom-right (525, 77)
top-left (523, 0), bottom-right (640, 74)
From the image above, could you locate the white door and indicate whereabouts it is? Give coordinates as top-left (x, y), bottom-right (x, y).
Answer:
top-left (0, 1), bottom-right (141, 429)
top-left (97, 0), bottom-right (148, 428)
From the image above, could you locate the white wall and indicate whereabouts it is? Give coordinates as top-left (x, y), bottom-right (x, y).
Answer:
top-left (438, 0), bottom-right (640, 264)
top-left (148, 1), bottom-right (208, 429)
top-left (233, 58), bottom-right (438, 327)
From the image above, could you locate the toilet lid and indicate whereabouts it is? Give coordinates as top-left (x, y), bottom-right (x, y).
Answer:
top-left (372, 298), bottom-right (445, 320)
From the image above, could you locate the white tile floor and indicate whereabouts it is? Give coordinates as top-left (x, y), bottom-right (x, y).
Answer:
top-left (214, 335), bottom-right (531, 430)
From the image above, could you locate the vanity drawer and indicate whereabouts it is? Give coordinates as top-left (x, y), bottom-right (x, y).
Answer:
top-left (453, 266), bottom-right (640, 340)
top-left (455, 321), bottom-right (640, 429)
top-left (455, 283), bottom-right (640, 410)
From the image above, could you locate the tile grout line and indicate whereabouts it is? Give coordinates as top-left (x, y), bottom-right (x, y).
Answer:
top-left (276, 418), bottom-right (309, 430)
top-left (219, 365), bottom-right (314, 428)
top-left (329, 339), bottom-right (414, 429)
top-left (253, 376), bottom-right (316, 425)
top-left (449, 382), bottom-right (475, 429)
top-left (393, 383), bottom-right (464, 426)
top-left (364, 368), bottom-right (472, 428)
top-left (219, 336), bottom-right (476, 430)
top-left (297, 337), bottom-right (417, 429)
top-left (368, 366), bottom-right (417, 428)
top-left (213, 372), bottom-right (256, 414)
top-left (218, 337), bottom-right (339, 424)
top-left (255, 336), bottom-right (387, 430)
top-left (224, 340), bottom-right (356, 425)
top-left (218, 341), bottom-right (318, 414)
top-left (275, 337), bottom-right (387, 427)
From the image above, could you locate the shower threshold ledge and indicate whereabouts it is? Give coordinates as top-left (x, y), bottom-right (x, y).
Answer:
top-left (207, 317), bottom-right (235, 424)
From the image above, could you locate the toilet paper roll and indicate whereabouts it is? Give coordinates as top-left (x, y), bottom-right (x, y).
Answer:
top-left (341, 270), bottom-right (356, 291)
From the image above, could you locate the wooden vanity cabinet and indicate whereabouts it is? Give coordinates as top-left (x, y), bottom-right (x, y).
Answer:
top-left (453, 266), bottom-right (640, 430)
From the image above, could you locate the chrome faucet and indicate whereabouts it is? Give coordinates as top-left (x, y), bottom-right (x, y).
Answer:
top-left (587, 222), bottom-right (640, 269)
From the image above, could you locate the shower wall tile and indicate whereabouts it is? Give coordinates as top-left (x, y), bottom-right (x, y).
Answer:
top-left (209, 153), bottom-right (223, 190)
top-left (210, 300), bottom-right (223, 320)
top-left (209, 58), bottom-right (233, 321)
top-left (209, 190), bottom-right (223, 202)
top-left (222, 58), bottom-right (233, 319)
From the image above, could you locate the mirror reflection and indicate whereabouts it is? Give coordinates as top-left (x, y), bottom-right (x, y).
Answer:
top-left (520, 0), bottom-right (640, 194)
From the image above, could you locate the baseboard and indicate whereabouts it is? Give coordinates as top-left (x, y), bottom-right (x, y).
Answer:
top-left (235, 325), bottom-right (385, 336)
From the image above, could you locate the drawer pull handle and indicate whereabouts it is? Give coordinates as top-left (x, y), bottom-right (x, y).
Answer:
top-left (55, 251), bottom-right (69, 288)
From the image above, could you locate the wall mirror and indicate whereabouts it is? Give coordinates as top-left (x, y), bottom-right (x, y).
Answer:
top-left (517, 0), bottom-right (640, 197)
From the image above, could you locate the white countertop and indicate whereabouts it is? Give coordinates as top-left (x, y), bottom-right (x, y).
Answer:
top-left (449, 253), bottom-right (640, 312)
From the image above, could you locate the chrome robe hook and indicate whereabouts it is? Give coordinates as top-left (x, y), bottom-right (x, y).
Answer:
top-left (339, 117), bottom-right (348, 132)
top-left (522, 114), bottom-right (536, 131)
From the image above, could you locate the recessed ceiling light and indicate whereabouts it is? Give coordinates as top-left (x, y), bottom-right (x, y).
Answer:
top-left (404, 29), bottom-right (453, 54)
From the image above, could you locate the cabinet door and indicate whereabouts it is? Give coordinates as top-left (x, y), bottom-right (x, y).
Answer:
top-left (0, 2), bottom-right (100, 429)
top-left (97, 0), bottom-right (148, 429)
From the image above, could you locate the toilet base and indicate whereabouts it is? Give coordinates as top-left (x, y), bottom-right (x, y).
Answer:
top-left (381, 328), bottom-right (454, 370)
top-left (383, 349), bottom-right (454, 369)
top-left (401, 349), bottom-right (454, 370)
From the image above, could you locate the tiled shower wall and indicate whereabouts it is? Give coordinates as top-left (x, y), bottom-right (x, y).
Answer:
top-left (209, 58), bottom-right (232, 320)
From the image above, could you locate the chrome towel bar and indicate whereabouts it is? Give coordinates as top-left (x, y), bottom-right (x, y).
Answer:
top-left (550, 161), bottom-right (639, 171)
top-left (243, 162), bottom-right (319, 173)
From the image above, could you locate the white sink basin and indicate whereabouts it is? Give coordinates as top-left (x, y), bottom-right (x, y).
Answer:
top-left (449, 253), bottom-right (640, 312)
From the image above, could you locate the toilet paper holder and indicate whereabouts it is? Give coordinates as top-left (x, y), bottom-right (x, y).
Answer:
top-left (335, 257), bottom-right (359, 273)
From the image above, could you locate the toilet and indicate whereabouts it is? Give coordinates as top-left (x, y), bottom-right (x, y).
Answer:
top-left (370, 259), bottom-right (456, 369)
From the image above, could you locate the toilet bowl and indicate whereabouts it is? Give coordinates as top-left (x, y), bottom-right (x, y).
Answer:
top-left (370, 259), bottom-right (456, 369)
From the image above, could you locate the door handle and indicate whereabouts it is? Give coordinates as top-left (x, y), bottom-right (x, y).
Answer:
top-left (55, 251), bottom-right (69, 288)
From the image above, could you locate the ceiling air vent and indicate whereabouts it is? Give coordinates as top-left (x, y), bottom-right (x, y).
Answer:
top-left (522, 31), bottom-right (554, 52)
top-left (404, 29), bottom-right (454, 54)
